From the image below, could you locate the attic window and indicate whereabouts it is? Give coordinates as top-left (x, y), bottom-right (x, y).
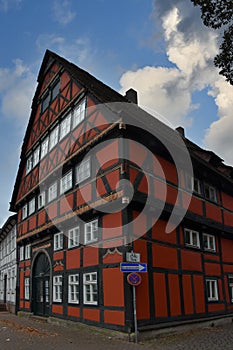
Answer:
top-left (41, 79), bottom-right (60, 114)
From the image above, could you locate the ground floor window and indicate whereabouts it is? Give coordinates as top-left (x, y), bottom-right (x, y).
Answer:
top-left (68, 274), bottom-right (79, 304)
top-left (53, 275), bottom-right (62, 302)
top-left (206, 279), bottom-right (218, 301)
top-left (83, 272), bottom-right (97, 305)
top-left (25, 277), bottom-right (30, 300)
top-left (228, 275), bottom-right (233, 303)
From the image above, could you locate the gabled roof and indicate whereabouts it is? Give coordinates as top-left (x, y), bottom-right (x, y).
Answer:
top-left (9, 50), bottom-right (233, 211)
top-left (0, 214), bottom-right (17, 242)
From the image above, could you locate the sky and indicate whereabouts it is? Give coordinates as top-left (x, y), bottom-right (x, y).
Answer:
top-left (0, 0), bottom-right (232, 227)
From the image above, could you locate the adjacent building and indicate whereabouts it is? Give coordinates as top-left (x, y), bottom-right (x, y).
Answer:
top-left (0, 215), bottom-right (17, 313)
top-left (9, 50), bottom-right (233, 333)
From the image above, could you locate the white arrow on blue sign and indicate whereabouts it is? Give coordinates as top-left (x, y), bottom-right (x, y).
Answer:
top-left (120, 262), bottom-right (147, 273)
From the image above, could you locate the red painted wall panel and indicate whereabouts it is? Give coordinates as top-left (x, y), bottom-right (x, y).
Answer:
top-left (152, 219), bottom-right (177, 244)
top-left (66, 249), bottom-right (80, 269)
top-left (152, 244), bottom-right (178, 270)
top-left (52, 305), bottom-right (63, 314)
top-left (181, 250), bottom-right (202, 272)
top-left (182, 275), bottom-right (193, 315)
top-left (193, 275), bottom-right (205, 314)
top-left (103, 268), bottom-right (124, 307)
top-left (83, 308), bottom-right (100, 322)
top-left (205, 203), bottom-right (222, 223)
top-left (68, 306), bottom-right (80, 318)
top-left (153, 273), bottom-right (168, 318)
top-left (204, 263), bottom-right (221, 276)
top-left (104, 310), bottom-right (125, 326)
top-left (83, 246), bottom-right (98, 267)
top-left (168, 274), bottom-right (181, 316)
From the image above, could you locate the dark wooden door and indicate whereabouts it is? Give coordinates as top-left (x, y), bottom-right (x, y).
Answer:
top-left (32, 253), bottom-right (51, 316)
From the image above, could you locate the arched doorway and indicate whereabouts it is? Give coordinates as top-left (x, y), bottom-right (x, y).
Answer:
top-left (32, 251), bottom-right (51, 316)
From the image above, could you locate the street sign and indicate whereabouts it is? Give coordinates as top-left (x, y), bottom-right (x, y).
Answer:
top-left (126, 252), bottom-right (140, 263)
top-left (127, 272), bottom-right (142, 286)
top-left (120, 262), bottom-right (147, 273)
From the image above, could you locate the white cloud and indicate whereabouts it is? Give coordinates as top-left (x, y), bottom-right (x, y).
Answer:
top-left (51, 0), bottom-right (76, 25)
top-left (36, 34), bottom-right (93, 69)
top-left (119, 3), bottom-right (233, 165)
top-left (0, 0), bottom-right (22, 12)
top-left (0, 59), bottom-right (36, 127)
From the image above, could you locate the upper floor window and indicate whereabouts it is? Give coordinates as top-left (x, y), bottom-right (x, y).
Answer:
top-left (28, 198), bottom-right (35, 216)
top-left (60, 171), bottom-right (72, 194)
top-left (19, 246), bottom-right (24, 261)
top-left (33, 146), bottom-right (40, 167)
top-left (41, 137), bottom-right (49, 159)
top-left (54, 232), bottom-right (63, 251)
top-left (203, 233), bottom-right (216, 252)
top-left (68, 227), bottom-right (80, 248)
top-left (41, 79), bottom-right (60, 114)
top-left (84, 220), bottom-right (98, 245)
top-left (73, 99), bottom-right (86, 129)
top-left (76, 158), bottom-right (91, 184)
top-left (204, 183), bottom-right (217, 203)
top-left (49, 125), bottom-right (59, 151)
top-left (25, 244), bottom-right (31, 260)
top-left (206, 279), bottom-right (218, 301)
top-left (48, 182), bottom-right (57, 202)
top-left (184, 228), bottom-right (200, 248)
top-left (186, 174), bottom-right (201, 194)
top-left (60, 113), bottom-right (71, 140)
top-left (26, 154), bottom-right (33, 174)
top-left (22, 204), bottom-right (28, 220)
top-left (38, 191), bottom-right (45, 209)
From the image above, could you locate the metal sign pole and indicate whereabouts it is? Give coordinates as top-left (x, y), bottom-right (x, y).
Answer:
top-left (132, 285), bottom-right (138, 343)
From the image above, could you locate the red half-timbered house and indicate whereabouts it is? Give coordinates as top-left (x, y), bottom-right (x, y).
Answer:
top-left (10, 50), bottom-right (233, 333)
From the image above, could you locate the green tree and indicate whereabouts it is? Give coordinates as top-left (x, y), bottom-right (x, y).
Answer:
top-left (191, 0), bottom-right (233, 85)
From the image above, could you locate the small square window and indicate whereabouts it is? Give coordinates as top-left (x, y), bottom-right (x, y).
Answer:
top-left (184, 228), bottom-right (200, 248)
top-left (203, 233), bottom-right (216, 252)
top-left (204, 184), bottom-right (217, 203)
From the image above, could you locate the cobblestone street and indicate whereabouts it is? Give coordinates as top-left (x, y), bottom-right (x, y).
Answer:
top-left (1, 312), bottom-right (233, 349)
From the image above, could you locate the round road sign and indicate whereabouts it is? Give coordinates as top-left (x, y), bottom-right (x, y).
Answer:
top-left (127, 272), bottom-right (142, 286)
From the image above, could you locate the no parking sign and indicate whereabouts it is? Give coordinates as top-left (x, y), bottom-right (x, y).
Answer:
top-left (127, 272), bottom-right (142, 286)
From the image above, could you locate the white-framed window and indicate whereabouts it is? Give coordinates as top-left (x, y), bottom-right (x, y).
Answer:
top-left (83, 272), bottom-right (97, 305)
top-left (204, 184), bottom-right (217, 203)
top-left (25, 277), bottom-right (30, 300)
top-left (68, 274), bottom-right (79, 304)
top-left (49, 125), bottom-right (59, 150)
top-left (25, 244), bottom-right (31, 260)
top-left (84, 220), bottom-right (98, 245)
top-left (184, 228), bottom-right (200, 248)
top-left (48, 182), bottom-right (57, 202)
top-left (206, 279), bottom-right (218, 301)
top-left (203, 233), bottom-right (216, 252)
top-left (76, 158), bottom-right (91, 184)
top-left (68, 227), bottom-right (80, 248)
top-left (60, 113), bottom-right (71, 140)
top-left (60, 171), bottom-right (72, 194)
top-left (54, 232), bottom-right (63, 251)
top-left (185, 174), bottom-right (201, 194)
top-left (33, 146), bottom-right (40, 167)
top-left (28, 198), bottom-right (35, 215)
top-left (41, 92), bottom-right (50, 114)
top-left (228, 275), bottom-right (233, 303)
top-left (22, 204), bottom-right (28, 220)
top-left (41, 137), bottom-right (49, 158)
top-left (53, 275), bottom-right (62, 302)
top-left (19, 246), bottom-right (24, 261)
top-left (73, 99), bottom-right (86, 129)
top-left (26, 154), bottom-right (33, 174)
top-left (38, 191), bottom-right (45, 209)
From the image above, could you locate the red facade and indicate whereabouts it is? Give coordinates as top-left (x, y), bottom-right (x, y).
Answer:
top-left (10, 50), bottom-right (233, 333)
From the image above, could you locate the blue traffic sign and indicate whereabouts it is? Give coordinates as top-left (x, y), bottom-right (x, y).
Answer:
top-left (120, 262), bottom-right (147, 273)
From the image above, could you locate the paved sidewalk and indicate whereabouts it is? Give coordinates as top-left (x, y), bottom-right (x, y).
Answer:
top-left (1, 312), bottom-right (233, 349)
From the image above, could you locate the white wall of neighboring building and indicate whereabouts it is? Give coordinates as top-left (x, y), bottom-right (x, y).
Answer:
top-left (0, 222), bottom-right (17, 312)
